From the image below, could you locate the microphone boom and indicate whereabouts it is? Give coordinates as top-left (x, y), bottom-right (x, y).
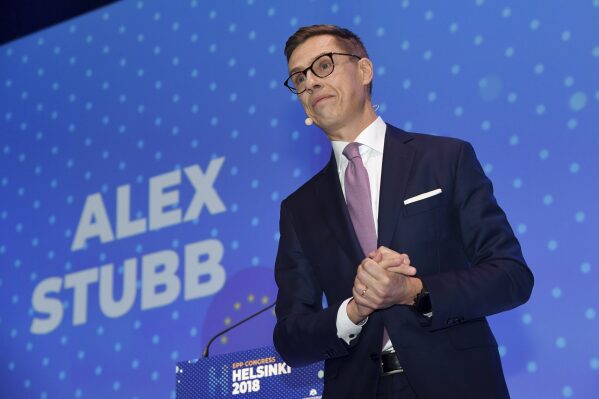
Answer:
top-left (202, 302), bottom-right (276, 358)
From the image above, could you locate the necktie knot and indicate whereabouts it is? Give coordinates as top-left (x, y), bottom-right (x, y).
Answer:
top-left (343, 142), bottom-right (362, 161)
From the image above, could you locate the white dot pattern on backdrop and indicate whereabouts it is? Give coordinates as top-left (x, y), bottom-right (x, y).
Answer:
top-left (0, 1), bottom-right (598, 398)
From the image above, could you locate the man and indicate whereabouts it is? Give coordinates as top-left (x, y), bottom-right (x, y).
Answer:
top-left (273, 25), bottom-right (533, 398)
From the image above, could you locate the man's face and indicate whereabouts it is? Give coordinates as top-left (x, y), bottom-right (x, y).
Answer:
top-left (287, 35), bottom-right (369, 132)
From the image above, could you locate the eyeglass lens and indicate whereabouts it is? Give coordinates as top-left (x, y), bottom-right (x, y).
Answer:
top-left (289, 54), bottom-right (334, 93)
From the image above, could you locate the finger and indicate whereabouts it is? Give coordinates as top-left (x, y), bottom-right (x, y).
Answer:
top-left (356, 270), bottom-right (386, 302)
top-left (369, 251), bottom-right (383, 263)
top-left (377, 246), bottom-right (391, 254)
top-left (360, 259), bottom-right (387, 280)
top-left (378, 254), bottom-right (408, 270)
top-left (352, 286), bottom-right (365, 305)
top-left (376, 247), bottom-right (411, 265)
top-left (352, 286), bottom-right (376, 309)
top-left (369, 247), bottom-right (390, 262)
top-left (353, 281), bottom-right (385, 309)
top-left (357, 263), bottom-right (380, 287)
top-left (353, 275), bottom-right (369, 295)
top-left (386, 264), bottom-right (417, 276)
top-left (358, 265), bottom-right (391, 300)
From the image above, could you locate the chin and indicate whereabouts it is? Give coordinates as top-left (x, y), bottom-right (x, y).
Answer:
top-left (314, 109), bottom-right (339, 122)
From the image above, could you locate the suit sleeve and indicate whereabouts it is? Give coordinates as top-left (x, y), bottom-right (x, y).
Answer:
top-left (421, 141), bottom-right (534, 330)
top-left (273, 201), bottom-right (350, 367)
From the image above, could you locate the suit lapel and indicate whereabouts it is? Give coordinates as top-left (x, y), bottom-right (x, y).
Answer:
top-left (315, 151), bottom-right (364, 265)
top-left (314, 124), bottom-right (415, 264)
top-left (378, 125), bottom-right (415, 248)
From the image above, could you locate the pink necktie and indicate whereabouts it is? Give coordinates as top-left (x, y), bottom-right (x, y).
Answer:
top-left (343, 143), bottom-right (390, 350)
top-left (343, 142), bottom-right (377, 256)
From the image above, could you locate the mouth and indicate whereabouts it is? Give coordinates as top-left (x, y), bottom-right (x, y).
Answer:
top-left (312, 95), bottom-right (333, 108)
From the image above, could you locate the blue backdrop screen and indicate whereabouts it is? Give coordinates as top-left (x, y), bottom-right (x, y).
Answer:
top-left (1, 1), bottom-right (598, 398)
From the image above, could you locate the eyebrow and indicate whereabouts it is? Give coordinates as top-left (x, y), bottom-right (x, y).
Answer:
top-left (289, 51), bottom-right (330, 75)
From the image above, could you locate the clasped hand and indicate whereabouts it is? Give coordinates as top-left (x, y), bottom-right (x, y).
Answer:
top-left (347, 246), bottom-right (422, 323)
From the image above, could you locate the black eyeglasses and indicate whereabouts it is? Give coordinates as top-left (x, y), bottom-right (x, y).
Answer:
top-left (284, 52), bottom-right (361, 95)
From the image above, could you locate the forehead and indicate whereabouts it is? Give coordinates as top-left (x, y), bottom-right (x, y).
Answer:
top-left (287, 35), bottom-right (343, 72)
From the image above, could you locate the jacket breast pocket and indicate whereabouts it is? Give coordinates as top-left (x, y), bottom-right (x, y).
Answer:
top-left (446, 319), bottom-right (498, 350)
top-left (403, 191), bottom-right (444, 217)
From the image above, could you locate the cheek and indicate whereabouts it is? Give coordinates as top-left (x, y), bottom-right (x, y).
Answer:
top-left (299, 98), bottom-right (311, 113)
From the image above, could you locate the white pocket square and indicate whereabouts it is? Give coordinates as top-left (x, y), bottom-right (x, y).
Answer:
top-left (404, 188), bottom-right (443, 205)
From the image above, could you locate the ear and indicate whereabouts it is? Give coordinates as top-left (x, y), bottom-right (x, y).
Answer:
top-left (358, 58), bottom-right (374, 87)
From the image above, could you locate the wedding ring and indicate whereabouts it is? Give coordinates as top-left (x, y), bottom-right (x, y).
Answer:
top-left (361, 287), bottom-right (368, 296)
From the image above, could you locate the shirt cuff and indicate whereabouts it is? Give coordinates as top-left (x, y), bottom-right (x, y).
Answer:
top-left (336, 297), bottom-right (368, 345)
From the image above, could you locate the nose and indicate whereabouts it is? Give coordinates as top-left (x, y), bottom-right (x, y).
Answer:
top-left (303, 69), bottom-right (322, 92)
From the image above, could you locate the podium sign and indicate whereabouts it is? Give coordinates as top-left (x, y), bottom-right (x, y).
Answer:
top-left (176, 346), bottom-right (324, 398)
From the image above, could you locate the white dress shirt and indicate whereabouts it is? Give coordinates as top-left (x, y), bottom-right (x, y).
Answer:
top-left (331, 116), bottom-right (393, 351)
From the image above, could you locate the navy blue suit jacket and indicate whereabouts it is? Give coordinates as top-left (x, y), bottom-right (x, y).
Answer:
top-left (273, 125), bottom-right (534, 398)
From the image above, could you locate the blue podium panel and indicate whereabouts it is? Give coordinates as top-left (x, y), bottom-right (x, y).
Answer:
top-left (177, 346), bottom-right (324, 399)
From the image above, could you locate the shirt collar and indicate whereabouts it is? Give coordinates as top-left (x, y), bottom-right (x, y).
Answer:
top-left (331, 116), bottom-right (386, 169)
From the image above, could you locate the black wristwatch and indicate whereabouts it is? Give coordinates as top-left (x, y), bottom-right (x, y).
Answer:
top-left (413, 286), bottom-right (432, 317)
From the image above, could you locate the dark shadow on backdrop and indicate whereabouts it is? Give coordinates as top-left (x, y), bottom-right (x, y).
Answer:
top-left (1, 0), bottom-right (121, 45)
